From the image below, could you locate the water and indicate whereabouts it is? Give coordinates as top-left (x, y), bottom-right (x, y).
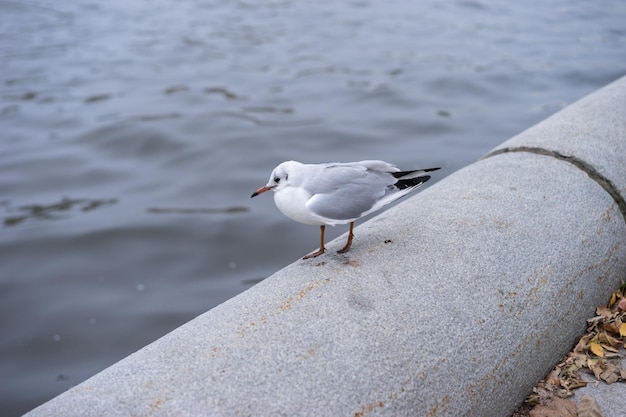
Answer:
top-left (1, 0), bottom-right (625, 414)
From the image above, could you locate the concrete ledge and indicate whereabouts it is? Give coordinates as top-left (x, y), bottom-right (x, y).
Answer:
top-left (26, 76), bottom-right (626, 417)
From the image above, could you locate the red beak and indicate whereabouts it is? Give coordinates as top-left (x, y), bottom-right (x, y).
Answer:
top-left (251, 185), bottom-right (274, 198)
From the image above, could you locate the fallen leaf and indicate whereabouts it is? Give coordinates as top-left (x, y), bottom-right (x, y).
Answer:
top-left (620, 322), bottom-right (626, 337)
top-left (545, 369), bottom-right (561, 386)
top-left (574, 334), bottom-right (594, 353)
top-left (608, 291), bottom-right (617, 307)
top-left (618, 298), bottom-right (626, 312)
top-left (600, 344), bottom-right (618, 354)
top-left (588, 341), bottom-right (604, 357)
top-left (596, 305), bottom-right (612, 318)
top-left (599, 366), bottom-right (619, 384)
top-left (587, 358), bottom-right (602, 379)
top-left (560, 364), bottom-right (579, 378)
top-left (577, 394), bottom-right (605, 417)
top-left (529, 397), bottom-right (576, 417)
top-left (571, 353), bottom-right (587, 368)
top-left (597, 331), bottom-right (621, 348)
top-left (586, 315), bottom-right (604, 328)
top-left (602, 321), bottom-right (619, 335)
top-left (568, 380), bottom-right (587, 389)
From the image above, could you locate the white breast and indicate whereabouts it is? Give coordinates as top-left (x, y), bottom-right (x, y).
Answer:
top-left (274, 186), bottom-right (325, 226)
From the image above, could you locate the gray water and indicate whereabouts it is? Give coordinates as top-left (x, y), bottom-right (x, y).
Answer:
top-left (1, 0), bottom-right (625, 414)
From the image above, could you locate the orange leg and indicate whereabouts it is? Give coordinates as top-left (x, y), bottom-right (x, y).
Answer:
top-left (337, 222), bottom-right (355, 254)
top-left (303, 225), bottom-right (326, 259)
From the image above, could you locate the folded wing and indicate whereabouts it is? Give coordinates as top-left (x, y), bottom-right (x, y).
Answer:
top-left (304, 162), bottom-right (437, 225)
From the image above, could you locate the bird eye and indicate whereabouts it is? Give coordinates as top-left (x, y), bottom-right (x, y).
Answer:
top-left (274, 177), bottom-right (280, 183)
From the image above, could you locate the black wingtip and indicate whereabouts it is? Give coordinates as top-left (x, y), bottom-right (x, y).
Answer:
top-left (395, 175), bottom-right (431, 190)
top-left (392, 167), bottom-right (441, 179)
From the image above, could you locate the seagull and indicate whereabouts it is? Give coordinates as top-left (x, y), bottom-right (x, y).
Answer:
top-left (251, 160), bottom-right (440, 259)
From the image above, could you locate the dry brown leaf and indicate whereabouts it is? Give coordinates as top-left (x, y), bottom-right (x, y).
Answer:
top-left (577, 394), bottom-right (605, 417)
top-left (597, 331), bottom-right (622, 348)
top-left (560, 364), bottom-right (579, 378)
top-left (568, 380), bottom-right (588, 389)
top-left (618, 298), bottom-right (626, 312)
top-left (555, 388), bottom-right (574, 399)
top-left (545, 370), bottom-right (560, 386)
top-left (587, 358), bottom-right (603, 379)
top-left (603, 351), bottom-right (622, 360)
top-left (589, 341), bottom-right (604, 357)
top-left (586, 316), bottom-right (604, 328)
top-left (599, 366), bottom-right (619, 384)
top-left (574, 334), bottom-right (594, 353)
top-left (571, 353), bottom-right (587, 368)
top-left (609, 291), bottom-right (618, 308)
top-left (596, 305), bottom-right (612, 318)
top-left (602, 321), bottom-right (620, 335)
top-left (620, 322), bottom-right (626, 337)
top-left (600, 344), bottom-right (619, 354)
top-left (529, 397), bottom-right (577, 417)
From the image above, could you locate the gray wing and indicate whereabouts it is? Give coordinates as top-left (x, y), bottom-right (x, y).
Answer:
top-left (301, 162), bottom-right (395, 195)
top-left (303, 164), bottom-right (394, 223)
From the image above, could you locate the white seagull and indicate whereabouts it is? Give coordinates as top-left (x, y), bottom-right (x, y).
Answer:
top-left (251, 160), bottom-right (440, 259)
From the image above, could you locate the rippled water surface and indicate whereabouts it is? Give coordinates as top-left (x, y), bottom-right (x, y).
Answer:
top-left (2, 0), bottom-right (625, 414)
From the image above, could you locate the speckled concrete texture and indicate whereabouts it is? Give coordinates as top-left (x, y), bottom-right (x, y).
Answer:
top-left (26, 76), bottom-right (626, 417)
top-left (489, 75), bottom-right (626, 197)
